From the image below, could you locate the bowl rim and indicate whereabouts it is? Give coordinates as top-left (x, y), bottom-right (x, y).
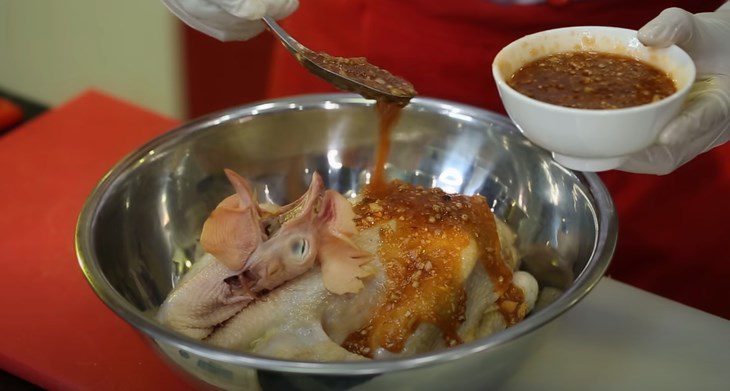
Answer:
top-left (75, 93), bottom-right (617, 375)
top-left (491, 26), bottom-right (696, 115)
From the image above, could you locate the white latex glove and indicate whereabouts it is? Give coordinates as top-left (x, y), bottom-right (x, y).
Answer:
top-left (162, 0), bottom-right (299, 41)
top-left (619, 3), bottom-right (730, 175)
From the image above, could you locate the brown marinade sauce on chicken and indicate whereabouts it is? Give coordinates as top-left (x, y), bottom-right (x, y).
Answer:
top-left (342, 180), bottom-right (524, 357)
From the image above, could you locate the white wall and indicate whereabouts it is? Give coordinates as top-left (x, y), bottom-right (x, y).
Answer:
top-left (0, 0), bottom-right (183, 119)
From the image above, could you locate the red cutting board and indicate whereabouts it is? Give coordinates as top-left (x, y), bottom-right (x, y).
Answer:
top-left (0, 90), bottom-right (196, 390)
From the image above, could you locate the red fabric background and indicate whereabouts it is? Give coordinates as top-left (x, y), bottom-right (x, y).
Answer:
top-left (267, 0), bottom-right (723, 109)
top-left (180, 1), bottom-right (729, 317)
top-left (183, 27), bottom-right (276, 118)
top-left (263, 0), bottom-right (730, 319)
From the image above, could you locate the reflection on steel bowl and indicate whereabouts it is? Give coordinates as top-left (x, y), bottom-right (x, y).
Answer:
top-left (76, 94), bottom-right (616, 390)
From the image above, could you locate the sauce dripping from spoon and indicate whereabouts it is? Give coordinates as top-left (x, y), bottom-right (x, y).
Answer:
top-left (298, 49), bottom-right (412, 190)
top-left (305, 50), bottom-right (527, 357)
top-left (370, 101), bottom-right (402, 191)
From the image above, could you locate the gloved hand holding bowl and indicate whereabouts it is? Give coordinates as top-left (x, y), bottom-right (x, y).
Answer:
top-left (494, 3), bottom-right (729, 172)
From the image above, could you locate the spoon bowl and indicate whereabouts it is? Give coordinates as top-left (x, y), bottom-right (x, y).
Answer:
top-left (262, 17), bottom-right (416, 106)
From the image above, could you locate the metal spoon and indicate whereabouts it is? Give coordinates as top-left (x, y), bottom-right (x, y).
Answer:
top-left (262, 17), bottom-right (416, 107)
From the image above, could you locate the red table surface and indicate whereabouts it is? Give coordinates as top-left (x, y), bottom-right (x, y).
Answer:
top-left (0, 90), bottom-right (195, 390)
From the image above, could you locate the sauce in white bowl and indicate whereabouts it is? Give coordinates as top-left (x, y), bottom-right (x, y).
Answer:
top-left (492, 26), bottom-right (695, 172)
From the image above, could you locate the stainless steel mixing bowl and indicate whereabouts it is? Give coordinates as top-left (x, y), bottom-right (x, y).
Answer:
top-left (76, 94), bottom-right (616, 390)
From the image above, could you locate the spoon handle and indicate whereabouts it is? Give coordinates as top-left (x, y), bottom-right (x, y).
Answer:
top-left (262, 17), bottom-right (301, 56)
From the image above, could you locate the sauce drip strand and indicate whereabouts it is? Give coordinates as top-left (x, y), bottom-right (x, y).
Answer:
top-left (343, 181), bottom-right (523, 357)
top-left (370, 101), bottom-right (402, 192)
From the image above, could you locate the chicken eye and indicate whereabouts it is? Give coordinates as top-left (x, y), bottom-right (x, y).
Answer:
top-left (289, 238), bottom-right (310, 262)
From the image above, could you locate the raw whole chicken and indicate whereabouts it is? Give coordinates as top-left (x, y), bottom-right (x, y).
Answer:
top-left (157, 170), bottom-right (538, 360)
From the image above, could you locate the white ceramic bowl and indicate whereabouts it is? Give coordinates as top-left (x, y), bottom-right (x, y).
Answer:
top-left (492, 26), bottom-right (695, 172)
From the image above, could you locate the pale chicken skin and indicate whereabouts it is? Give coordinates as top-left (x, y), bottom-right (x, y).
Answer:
top-left (157, 170), bottom-right (370, 339)
top-left (157, 171), bottom-right (538, 359)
